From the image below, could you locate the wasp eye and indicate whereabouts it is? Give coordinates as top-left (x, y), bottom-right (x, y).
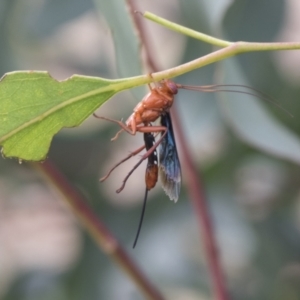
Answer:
top-left (166, 80), bottom-right (178, 95)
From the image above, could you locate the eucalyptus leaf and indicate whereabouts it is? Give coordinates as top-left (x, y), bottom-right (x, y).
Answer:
top-left (0, 71), bottom-right (130, 161)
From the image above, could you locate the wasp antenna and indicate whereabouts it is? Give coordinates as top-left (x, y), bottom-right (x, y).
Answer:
top-left (133, 188), bottom-right (148, 248)
top-left (178, 84), bottom-right (293, 118)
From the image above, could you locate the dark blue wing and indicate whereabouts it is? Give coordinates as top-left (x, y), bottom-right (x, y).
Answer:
top-left (159, 112), bottom-right (181, 202)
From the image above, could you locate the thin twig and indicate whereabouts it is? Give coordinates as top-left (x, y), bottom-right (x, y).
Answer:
top-left (128, 2), bottom-right (229, 299)
top-left (34, 160), bottom-right (165, 300)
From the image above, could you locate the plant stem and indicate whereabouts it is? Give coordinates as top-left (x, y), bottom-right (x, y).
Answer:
top-left (75, 37), bottom-right (300, 93)
top-left (143, 11), bottom-right (300, 51)
top-left (143, 11), bottom-right (232, 47)
top-left (34, 160), bottom-right (165, 300)
top-left (171, 107), bottom-right (229, 300)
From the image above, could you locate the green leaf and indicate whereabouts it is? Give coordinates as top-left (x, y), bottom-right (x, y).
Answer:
top-left (219, 60), bottom-right (300, 165)
top-left (0, 71), bottom-right (130, 161)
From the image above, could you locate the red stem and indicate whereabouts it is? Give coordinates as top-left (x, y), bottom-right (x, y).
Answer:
top-left (171, 108), bottom-right (229, 300)
top-left (34, 160), bottom-right (165, 300)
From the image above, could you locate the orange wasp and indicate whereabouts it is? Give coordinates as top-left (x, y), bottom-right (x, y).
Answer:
top-left (95, 79), bottom-right (180, 247)
top-left (95, 78), bottom-right (287, 247)
top-left (95, 79), bottom-right (180, 195)
top-left (95, 78), bottom-right (278, 194)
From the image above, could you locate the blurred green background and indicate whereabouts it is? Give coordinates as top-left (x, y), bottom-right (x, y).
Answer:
top-left (1, 0), bottom-right (300, 299)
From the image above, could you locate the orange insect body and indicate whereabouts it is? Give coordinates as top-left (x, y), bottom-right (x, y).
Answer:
top-left (95, 79), bottom-right (179, 191)
top-left (143, 132), bottom-right (158, 191)
top-left (125, 79), bottom-right (178, 133)
top-left (96, 79), bottom-right (179, 142)
top-left (145, 164), bottom-right (158, 190)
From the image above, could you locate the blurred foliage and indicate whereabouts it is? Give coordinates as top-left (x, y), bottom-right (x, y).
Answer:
top-left (1, 0), bottom-right (300, 300)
